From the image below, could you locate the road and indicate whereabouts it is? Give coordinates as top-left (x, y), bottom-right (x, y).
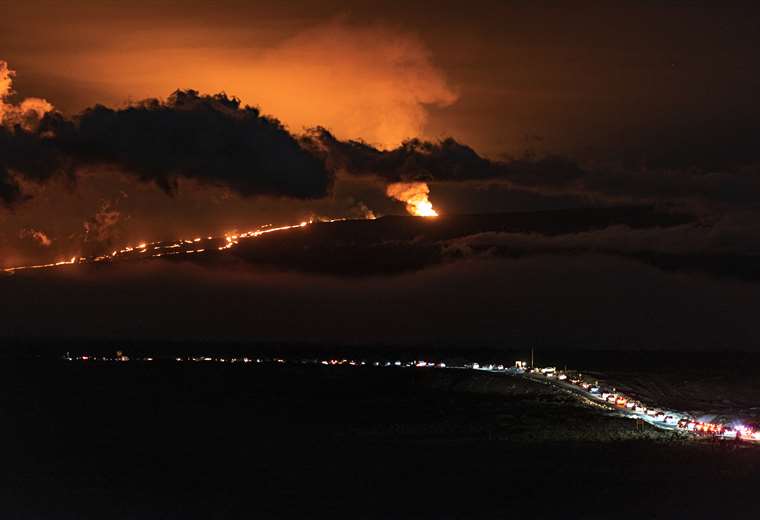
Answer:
top-left (474, 366), bottom-right (690, 434)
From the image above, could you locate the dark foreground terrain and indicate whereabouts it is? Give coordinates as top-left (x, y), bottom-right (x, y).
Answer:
top-left (2, 360), bottom-right (760, 519)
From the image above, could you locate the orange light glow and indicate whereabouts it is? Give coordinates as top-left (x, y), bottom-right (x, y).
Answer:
top-left (2, 255), bottom-right (79, 273)
top-left (3, 213), bottom-right (373, 274)
top-left (386, 182), bottom-right (439, 217)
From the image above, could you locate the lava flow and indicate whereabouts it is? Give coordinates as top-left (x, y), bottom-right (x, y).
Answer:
top-left (2, 217), bottom-right (349, 274)
top-left (2, 256), bottom-right (81, 273)
top-left (2, 202), bottom-right (441, 274)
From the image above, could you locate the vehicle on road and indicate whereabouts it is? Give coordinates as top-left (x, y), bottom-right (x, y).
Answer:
top-left (506, 361), bottom-right (760, 444)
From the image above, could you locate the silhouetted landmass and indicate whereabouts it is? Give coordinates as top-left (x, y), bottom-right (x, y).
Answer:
top-left (231, 206), bottom-right (696, 275)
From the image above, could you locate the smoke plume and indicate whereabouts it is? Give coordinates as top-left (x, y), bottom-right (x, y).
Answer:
top-left (312, 127), bottom-right (760, 213)
top-left (250, 20), bottom-right (458, 149)
top-left (0, 61), bottom-right (57, 206)
top-left (4, 57), bottom-right (760, 220)
top-left (19, 228), bottom-right (52, 247)
top-left (0, 61), bottom-right (53, 130)
top-left (82, 201), bottom-right (124, 256)
top-left (386, 182), bottom-right (438, 217)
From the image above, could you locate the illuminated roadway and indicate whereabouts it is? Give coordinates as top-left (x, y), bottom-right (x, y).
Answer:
top-left (477, 366), bottom-right (688, 434)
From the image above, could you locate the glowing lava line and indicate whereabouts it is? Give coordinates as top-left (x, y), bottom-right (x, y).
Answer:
top-left (3, 256), bottom-right (81, 273)
top-left (2, 217), bottom-right (351, 274)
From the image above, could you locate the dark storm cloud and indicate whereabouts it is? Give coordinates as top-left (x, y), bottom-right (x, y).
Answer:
top-left (3, 84), bottom-right (760, 220)
top-left (311, 128), bottom-right (760, 212)
top-left (3, 86), bottom-right (759, 216)
top-left (0, 90), bottom-right (332, 207)
top-left (0, 123), bottom-right (67, 206)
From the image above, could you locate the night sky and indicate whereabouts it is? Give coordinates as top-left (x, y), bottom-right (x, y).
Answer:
top-left (2, 1), bottom-right (760, 348)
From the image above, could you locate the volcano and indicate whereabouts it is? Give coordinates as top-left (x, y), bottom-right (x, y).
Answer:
top-left (227, 206), bottom-right (695, 276)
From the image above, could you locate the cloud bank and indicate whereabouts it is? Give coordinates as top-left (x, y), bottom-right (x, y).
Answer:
top-left (2, 255), bottom-right (758, 349)
top-left (0, 63), bottom-right (332, 207)
top-left (4, 55), bottom-right (760, 219)
top-left (312, 128), bottom-right (760, 213)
